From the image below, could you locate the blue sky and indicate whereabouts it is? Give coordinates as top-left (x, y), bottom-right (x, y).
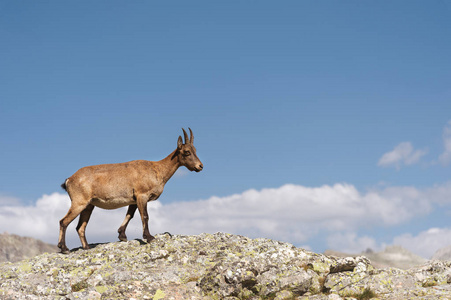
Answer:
top-left (1, 1), bottom-right (450, 258)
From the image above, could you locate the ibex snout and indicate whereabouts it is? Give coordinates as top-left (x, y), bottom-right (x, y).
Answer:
top-left (194, 163), bottom-right (203, 172)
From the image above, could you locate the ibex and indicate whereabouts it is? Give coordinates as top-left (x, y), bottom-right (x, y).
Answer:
top-left (58, 128), bottom-right (203, 254)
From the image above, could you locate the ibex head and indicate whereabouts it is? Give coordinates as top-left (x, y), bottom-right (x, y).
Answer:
top-left (177, 128), bottom-right (203, 172)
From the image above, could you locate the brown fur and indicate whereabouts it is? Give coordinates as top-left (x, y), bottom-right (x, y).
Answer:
top-left (58, 128), bottom-right (203, 253)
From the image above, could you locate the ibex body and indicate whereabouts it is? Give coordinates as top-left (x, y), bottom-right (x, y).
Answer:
top-left (58, 128), bottom-right (203, 254)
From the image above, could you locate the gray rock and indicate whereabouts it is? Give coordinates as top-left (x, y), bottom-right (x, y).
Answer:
top-left (325, 245), bottom-right (426, 270)
top-left (0, 232), bottom-right (450, 299)
top-left (0, 232), bottom-right (58, 263)
top-left (431, 245), bottom-right (451, 261)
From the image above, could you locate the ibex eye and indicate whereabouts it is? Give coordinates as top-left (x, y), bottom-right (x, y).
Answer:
top-left (185, 151), bottom-right (191, 156)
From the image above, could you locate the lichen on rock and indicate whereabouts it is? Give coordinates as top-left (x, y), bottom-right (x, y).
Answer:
top-left (1, 232), bottom-right (451, 299)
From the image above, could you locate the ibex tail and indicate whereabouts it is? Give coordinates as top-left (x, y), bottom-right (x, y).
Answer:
top-left (61, 179), bottom-right (68, 191)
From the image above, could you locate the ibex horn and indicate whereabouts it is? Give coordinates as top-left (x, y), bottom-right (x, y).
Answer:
top-left (189, 128), bottom-right (194, 144)
top-left (182, 128), bottom-right (189, 144)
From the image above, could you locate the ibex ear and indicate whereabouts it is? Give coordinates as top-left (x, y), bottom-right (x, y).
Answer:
top-left (177, 136), bottom-right (183, 150)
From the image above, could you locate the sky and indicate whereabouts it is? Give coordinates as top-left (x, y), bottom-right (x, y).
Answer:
top-left (0, 1), bottom-right (450, 259)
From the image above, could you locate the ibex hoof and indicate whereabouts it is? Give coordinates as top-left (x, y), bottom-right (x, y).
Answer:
top-left (58, 242), bottom-right (70, 254)
top-left (60, 247), bottom-right (70, 254)
top-left (145, 235), bottom-right (155, 243)
top-left (118, 232), bottom-right (128, 242)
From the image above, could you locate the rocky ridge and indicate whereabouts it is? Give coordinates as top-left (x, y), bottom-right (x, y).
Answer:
top-left (432, 246), bottom-right (451, 261)
top-left (0, 232), bottom-right (451, 299)
top-left (324, 245), bottom-right (427, 270)
top-left (0, 232), bottom-right (58, 263)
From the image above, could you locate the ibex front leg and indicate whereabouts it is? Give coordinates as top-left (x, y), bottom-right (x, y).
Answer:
top-left (137, 195), bottom-right (155, 243)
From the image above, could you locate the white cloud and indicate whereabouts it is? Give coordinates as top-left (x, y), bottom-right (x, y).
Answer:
top-left (439, 120), bottom-right (451, 166)
top-left (424, 182), bottom-right (451, 205)
top-left (378, 142), bottom-right (428, 169)
top-left (0, 193), bottom-right (136, 247)
top-left (326, 226), bottom-right (451, 259)
top-left (362, 185), bottom-right (430, 225)
top-left (0, 193), bottom-right (70, 242)
top-left (0, 194), bottom-right (22, 206)
top-left (392, 227), bottom-right (451, 259)
top-left (150, 183), bottom-right (435, 246)
top-left (2, 182), bottom-right (448, 252)
top-left (326, 232), bottom-right (379, 254)
top-left (1, 182), bottom-right (450, 256)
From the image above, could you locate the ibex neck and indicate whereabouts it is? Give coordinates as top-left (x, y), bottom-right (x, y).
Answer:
top-left (159, 149), bottom-right (181, 184)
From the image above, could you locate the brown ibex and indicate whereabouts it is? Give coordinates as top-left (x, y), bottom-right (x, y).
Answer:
top-left (58, 128), bottom-right (203, 254)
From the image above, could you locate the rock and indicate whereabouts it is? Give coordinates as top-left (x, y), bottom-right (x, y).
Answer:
top-left (431, 245), bottom-right (451, 261)
top-left (0, 232), bottom-right (58, 263)
top-left (0, 232), bottom-right (451, 299)
top-left (329, 256), bottom-right (373, 273)
top-left (325, 245), bottom-right (426, 270)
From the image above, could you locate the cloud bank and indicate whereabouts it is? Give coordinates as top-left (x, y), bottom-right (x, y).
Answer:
top-left (1, 182), bottom-right (451, 258)
top-left (392, 227), bottom-right (451, 259)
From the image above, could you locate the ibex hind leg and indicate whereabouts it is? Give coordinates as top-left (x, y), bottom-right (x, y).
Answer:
top-left (117, 204), bottom-right (137, 242)
top-left (58, 197), bottom-right (91, 254)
